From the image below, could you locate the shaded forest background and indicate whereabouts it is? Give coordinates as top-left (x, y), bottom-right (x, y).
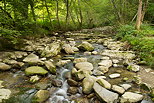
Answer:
top-left (0, 0), bottom-right (154, 66)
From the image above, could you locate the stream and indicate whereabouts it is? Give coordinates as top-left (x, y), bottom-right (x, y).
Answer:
top-left (0, 31), bottom-right (154, 103)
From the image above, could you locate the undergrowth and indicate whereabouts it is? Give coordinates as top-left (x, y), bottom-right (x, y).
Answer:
top-left (116, 24), bottom-right (154, 67)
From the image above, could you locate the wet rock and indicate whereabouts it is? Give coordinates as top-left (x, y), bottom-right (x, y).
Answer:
top-left (25, 66), bottom-right (48, 75)
top-left (29, 75), bottom-right (40, 83)
top-left (120, 84), bottom-right (131, 90)
top-left (41, 42), bottom-right (61, 57)
top-left (0, 63), bottom-right (11, 70)
top-left (73, 58), bottom-right (87, 63)
top-left (72, 47), bottom-right (79, 52)
top-left (56, 60), bottom-right (71, 67)
top-left (52, 79), bottom-right (62, 87)
top-left (98, 66), bottom-right (109, 73)
top-left (101, 56), bottom-right (110, 60)
top-left (34, 90), bottom-right (50, 103)
top-left (71, 68), bottom-right (78, 75)
top-left (16, 62), bottom-right (24, 68)
top-left (92, 51), bottom-right (98, 55)
top-left (62, 44), bottom-right (75, 54)
top-left (74, 97), bottom-right (89, 103)
top-left (127, 64), bottom-right (140, 72)
top-left (45, 61), bottom-right (56, 74)
top-left (93, 69), bottom-right (104, 76)
top-left (64, 71), bottom-right (72, 79)
top-left (67, 79), bottom-right (78, 86)
top-left (0, 81), bottom-right (4, 88)
top-left (112, 85), bottom-right (125, 94)
top-left (5, 60), bottom-right (17, 65)
top-left (97, 78), bottom-right (111, 89)
top-left (109, 73), bottom-right (121, 79)
top-left (112, 59), bottom-right (119, 64)
top-left (23, 53), bottom-right (44, 65)
top-left (82, 77), bottom-right (95, 94)
top-left (93, 82), bottom-right (119, 103)
top-left (78, 41), bottom-right (94, 51)
top-left (120, 92), bottom-right (143, 103)
top-left (102, 50), bottom-right (136, 60)
top-left (67, 87), bottom-right (78, 95)
top-left (75, 62), bottom-right (93, 70)
top-left (0, 89), bottom-right (11, 102)
top-left (150, 88), bottom-right (154, 98)
top-left (98, 60), bottom-right (112, 68)
top-left (84, 51), bottom-right (92, 55)
top-left (74, 70), bottom-right (92, 80)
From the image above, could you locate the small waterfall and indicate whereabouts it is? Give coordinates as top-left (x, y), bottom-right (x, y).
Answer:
top-left (49, 68), bottom-right (70, 103)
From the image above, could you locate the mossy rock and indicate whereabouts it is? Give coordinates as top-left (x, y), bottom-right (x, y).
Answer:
top-left (25, 66), bottom-right (48, 75)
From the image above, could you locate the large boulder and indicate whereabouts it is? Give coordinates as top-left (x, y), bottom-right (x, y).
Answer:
top-left (93, 82), bottom-right (119, 103)
top-left (120, 92), bottom-right (143, 103)
top-left (44, 61), bottom-right (56, 74)
top-left (82, 77), bottom-right (95, 94)
top-left (41, 42), bottom-right (61, 57)
top-left (0, 63), bottom-right (11, 70)
top-left (34, 90), bottom-right (50, 103)
top-left (75, 62), bottom-right (93, 71)
top-left (62, 44), bottom-right (75, 54)
top-left (78, 41), bottom-right (94, 51)
top-left (0, 89), bottom-right (11, 102)
top-left (25, 66), bottom-right (48, 75)
top-left (23, 53), bottom-right (43, 65)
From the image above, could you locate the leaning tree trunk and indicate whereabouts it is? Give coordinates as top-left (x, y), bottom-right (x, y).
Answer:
top-left (135, 0), bottom-right (142, 30)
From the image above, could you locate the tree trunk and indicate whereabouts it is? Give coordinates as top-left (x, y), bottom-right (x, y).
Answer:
top-left (44, 0), bottom-right (53, 28)
top-left (135, 0), bottom-right (142, 30)
top-left (56, 0), bottom-right (61, 28)
top-left (141, 0), bottom-right (149, 22)
top-left (29, 0), bottom-right (36, 21)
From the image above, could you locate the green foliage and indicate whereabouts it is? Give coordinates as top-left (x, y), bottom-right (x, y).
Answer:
top-left (0, 27), bottom-right (21, 44)
top-left (116, 24), bottom-right (154, 67)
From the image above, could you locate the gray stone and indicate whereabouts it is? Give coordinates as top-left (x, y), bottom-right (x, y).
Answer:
top-left (29, 75), bottom-right (40, 83)
top-left (63, 44), bottom-right (75, 54)
top-left (56, 60), bottom-right (71, 67)
top-left (98, 66), bottom-right (109, 73)
top-left (25, 66), bottom-right (48, 75)
top-left (109, 73), bottom-right (121, 79)
top-left (41, 42), bottom-right (61, 57)
top-left (67, 79), bottom-right (78, 86)
top-left (75, 62), bottom-right (93, 70)
top-left (78, 41), bottom-right (94, 51)
top-left (45, 61), bottom-right (56, 74)
top-left (112, 85), bottom-right (125, 94)
top-left (98, 60), bottom-right (112, 68)
top-left (97, 78), bottom-right (111, 89)
top-left (120, 84), bottom-right (132, 90)
top-left (127, 64), bottom-right (140, 72)
top-left (73, 58), bottom-right (87, 63)
top-left (34, 90), bottom-right (50, 103)
top-left (121, 92), bottom-right (143, 103)
top-left (0, 63), bottom-right (11, 70)
top-left (0, 89), bottom-right (11, 102)
top-left (102, 50), bottom-right (136, 60)
top-left (23, 53), bottom-right (43, 65)
top-left (93, 82), bottom-right (119, 103)
top-left (82, 77), bottom-right (95, 94)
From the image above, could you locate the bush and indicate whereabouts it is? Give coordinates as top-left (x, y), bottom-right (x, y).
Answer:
top-left (116, 24), bottom-right (154, 67)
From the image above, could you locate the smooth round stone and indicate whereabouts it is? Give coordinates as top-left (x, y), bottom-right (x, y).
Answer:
top-left (109, 73), bottom-right (120, 79)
